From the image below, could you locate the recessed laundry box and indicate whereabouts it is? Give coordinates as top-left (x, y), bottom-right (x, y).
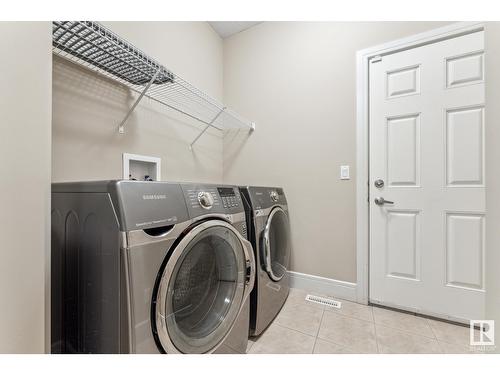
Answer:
top-left (122, 153), bottom-right (161, 181)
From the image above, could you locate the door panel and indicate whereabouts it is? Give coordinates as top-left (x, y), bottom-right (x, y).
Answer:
top-left (387, 114), bottom-right (421, 186)
top-left (386, 210), bottom-right (420, 281)
top-left (446, 52), bottom-right (484, 88)
top-left (446, 106), bottom-right (484, 186)
top-left (446, 212), bottom-right (485, 291)
top-left (386, 65), bottom-right (421, 98)
top-left (369, 31), bottom-right (485, 321)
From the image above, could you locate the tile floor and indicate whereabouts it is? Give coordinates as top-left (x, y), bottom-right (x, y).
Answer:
top-left (246, 288), bottom-right (484, 354)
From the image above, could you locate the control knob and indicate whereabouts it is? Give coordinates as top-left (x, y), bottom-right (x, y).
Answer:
top-left (198, 191), bottom-right (214, 209)
top-left (270, 190), bottom-right (279, 202)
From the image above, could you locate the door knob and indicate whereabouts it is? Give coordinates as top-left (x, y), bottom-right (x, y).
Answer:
top-left (374, 197), bottom-right (394, 206)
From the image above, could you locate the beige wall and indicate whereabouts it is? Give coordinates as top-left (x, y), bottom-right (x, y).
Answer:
top-left (485, 22), bottom-right (500, 349)
top-left (222, 22), bottom-right (451, 282)
top-left (52, 22), bottom-right (224, 183)
top-left (0, 22), bottom-right (52, 353)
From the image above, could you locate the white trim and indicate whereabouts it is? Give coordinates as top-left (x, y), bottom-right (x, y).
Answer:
top-left (355, 22), bottom-right (485, 306)
top-left (288, 271), bottom-right (357, 302)
top-left (122, 153), bottom-right (162, 181)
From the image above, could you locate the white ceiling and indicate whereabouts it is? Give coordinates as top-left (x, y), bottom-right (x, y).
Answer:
top-left (208, 22), bottom-right (261, 39)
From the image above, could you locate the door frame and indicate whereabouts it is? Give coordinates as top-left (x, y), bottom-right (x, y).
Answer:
top-left (355, 21), bottom-right (485, 305)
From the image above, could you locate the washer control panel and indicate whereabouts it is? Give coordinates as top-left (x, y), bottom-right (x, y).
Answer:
top-left (270, 190), bottom-right (279, 202)
top-left (181, 184), bottom-right (243, 216)
top-left (185, 187), bottom-right (219, 211)
top-left (218, 187), bottom-right (240, 209)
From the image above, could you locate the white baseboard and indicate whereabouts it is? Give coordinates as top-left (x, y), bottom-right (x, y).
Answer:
top-left (288, 271), bottom-right (357, 303)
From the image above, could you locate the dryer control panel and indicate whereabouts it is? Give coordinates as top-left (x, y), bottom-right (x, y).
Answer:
top-left (242, 186), bottom-right (287, 210)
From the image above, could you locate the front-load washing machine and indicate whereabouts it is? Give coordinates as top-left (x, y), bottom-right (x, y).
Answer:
top-left (51, 180), bottom-right (255, 354)
top-left (239, 186), bottom-right (291, 336)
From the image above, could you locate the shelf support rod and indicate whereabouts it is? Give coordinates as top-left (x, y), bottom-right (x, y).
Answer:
top-left (118, 68), bottom-right (161, 134)
top-left (189, 107), bottom-right (226, 150)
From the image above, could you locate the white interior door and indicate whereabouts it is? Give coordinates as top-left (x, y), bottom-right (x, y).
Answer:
top-left (369, 31), bottom-right (485, 321)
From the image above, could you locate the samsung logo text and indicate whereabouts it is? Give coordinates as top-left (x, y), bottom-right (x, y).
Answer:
top-left (142, 194), bottom-right (167, 200)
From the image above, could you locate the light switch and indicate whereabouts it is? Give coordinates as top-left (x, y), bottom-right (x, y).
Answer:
top-left (340, 165), bottom-right (350, 180)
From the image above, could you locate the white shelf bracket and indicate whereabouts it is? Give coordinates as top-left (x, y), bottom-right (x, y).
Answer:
top-left (189, 107), bottom-right (226, 150)
top-left (118, 67), bottom-right (161, 134)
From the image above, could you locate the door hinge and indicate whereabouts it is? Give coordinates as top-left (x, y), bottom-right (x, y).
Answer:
top-left (371, 55), bottom-right (382, 63)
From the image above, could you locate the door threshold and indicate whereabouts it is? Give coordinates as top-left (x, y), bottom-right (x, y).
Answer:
top-left (369, 303), bottom-right (480, 330)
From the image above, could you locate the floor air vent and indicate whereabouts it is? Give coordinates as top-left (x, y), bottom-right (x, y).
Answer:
top-left (305, 294), bottom-right (342, 309)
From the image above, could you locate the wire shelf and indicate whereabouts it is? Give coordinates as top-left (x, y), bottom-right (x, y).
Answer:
top-left (52, 21), bottom-right (255, 144)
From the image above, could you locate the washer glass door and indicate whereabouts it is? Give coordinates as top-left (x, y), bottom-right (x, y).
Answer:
top-left (262, 207), bottom-right (290, 281)
top-left (155, 221), bottom-right (246, 353)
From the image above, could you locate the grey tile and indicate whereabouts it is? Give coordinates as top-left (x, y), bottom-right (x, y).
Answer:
top-left (318, 310), bottom-right (378, 353)
top-left (372, 307), bottom-right (434, 338)
top-left (375, 325), bottom-right (442, 354)
top-left (275, 301), bottom-right (324, 336)
top-left (327, 299), bottom-right (374, 323)
top-left (313, 339), bottom-right (356, 354)
top-left (248, 288), bottom-right (486, 355)
top-left (248, 324), bottom-right (316, 354)
top-left (427, 318), bottom-right (470, 345)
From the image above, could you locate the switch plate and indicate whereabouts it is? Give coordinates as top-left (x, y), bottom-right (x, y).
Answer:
top-left (340, 165), bottom-right (350, 180)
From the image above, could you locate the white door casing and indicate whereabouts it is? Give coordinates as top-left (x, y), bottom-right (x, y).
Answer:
top-left (369, 31), bottom-right (485, 321)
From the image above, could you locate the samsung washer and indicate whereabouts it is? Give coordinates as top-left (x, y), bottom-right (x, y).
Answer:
top-left (51, 180), bottom-right (255, 354)
top-left (239, 186), bottom-right (291, 336)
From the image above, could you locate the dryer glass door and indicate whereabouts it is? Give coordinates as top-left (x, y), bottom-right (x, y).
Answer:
top-left (262, 207), bottom-right (290, 281)
top-left (154, 220), bottom-right (246, 353)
